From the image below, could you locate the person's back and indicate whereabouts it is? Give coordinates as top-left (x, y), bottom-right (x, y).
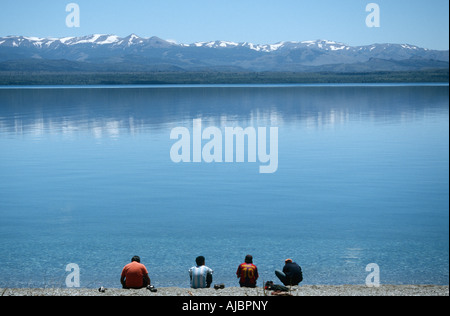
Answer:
top-left (236, 255), bottom-right (259, 288)
top-left (283, 261), bottom-right (303, 285)
top-left (189, 256), bottom-right (213, 289)
top-left (121, 256), bottom-right (150, 289)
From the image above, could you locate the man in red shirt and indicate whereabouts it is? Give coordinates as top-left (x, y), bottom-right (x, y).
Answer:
top-left (236, 255), bottom-right (259, 288)
top-left (120, 256), bottom-right (151, 289)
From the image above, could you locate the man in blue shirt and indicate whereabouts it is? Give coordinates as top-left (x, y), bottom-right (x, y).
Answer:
top-left (189, 256), bottom-right (213, 289)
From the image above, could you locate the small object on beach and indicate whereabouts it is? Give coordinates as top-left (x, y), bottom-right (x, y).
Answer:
top-left (98, 287), bottom-right (106, 293)
top-left (214, 284), bottom-right (225, 290)
top-left (264, 281), bottom-right (289, 292)
top-left (147, 285), bottom-right (158, 293)
top-left (264, 281), bottom-right (274, 290)
top-left (271, 290), bottom-right (292, 296)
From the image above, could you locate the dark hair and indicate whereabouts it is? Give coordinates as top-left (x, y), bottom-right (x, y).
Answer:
top-left (245, 255), bottom-right (253, 264)
top-left (196, 256), bottom-right (205, 266)
top-left (131, 256), bottom-right (141, 263)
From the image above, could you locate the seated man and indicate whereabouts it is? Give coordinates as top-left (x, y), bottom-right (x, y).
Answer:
top-left (120, 256), bottom-right (151, 289)
top-left (275, 259), bottom-right (303, 286)
top-left (236, 255), bottom-right (259, 288)
top-left (189, 256), bottom-right (213, 289)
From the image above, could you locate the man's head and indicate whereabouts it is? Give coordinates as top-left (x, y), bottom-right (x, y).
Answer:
top-left (285, 258), bottom-right (293, 264)
top-left (132, 256), bottom-right (141, 263)
top-left (196, 256), bottom-right (205, 266)
top-left (245, 255), bottom-right (253, 264)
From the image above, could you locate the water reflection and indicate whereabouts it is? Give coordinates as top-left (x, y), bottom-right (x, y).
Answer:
top-left (0, 85), bottom-right (448, 138)
top-left (0, 84), bottom-right (448, 287)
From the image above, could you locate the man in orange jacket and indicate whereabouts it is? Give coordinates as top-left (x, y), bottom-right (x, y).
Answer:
top-left (120, 256), bottom-right (151, 289)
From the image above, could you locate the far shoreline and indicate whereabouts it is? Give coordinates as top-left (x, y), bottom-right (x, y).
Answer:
top-left (0, 69), bottom-right (448, 86)
top-left (0, 82), bottom-right (449, 90)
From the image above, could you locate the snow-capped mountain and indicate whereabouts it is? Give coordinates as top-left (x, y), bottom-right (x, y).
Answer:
top-left (0, 34), bottom-right (171, 49)
top-left (0, 34), bottom-right (448, 72)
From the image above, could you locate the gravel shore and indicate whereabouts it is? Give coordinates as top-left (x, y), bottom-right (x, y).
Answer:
top-left (1, 285), bottom-right (448, 296)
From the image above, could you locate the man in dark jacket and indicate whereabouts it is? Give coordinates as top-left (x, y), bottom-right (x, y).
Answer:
top-left (275, 259), bottom-right (303, 286)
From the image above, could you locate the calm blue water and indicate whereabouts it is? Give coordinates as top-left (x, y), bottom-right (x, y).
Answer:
top-left (0, 84), bottom-right (448, 288)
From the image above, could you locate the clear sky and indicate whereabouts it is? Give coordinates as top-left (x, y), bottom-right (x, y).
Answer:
top-left (0, 0), bottom-right (448, 50)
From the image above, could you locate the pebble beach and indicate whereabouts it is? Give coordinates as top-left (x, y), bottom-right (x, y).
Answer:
top-left (1, 285), bottom-right (448, 296)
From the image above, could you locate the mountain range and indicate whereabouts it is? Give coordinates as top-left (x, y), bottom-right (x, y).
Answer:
top-left (0, 34), bottom-right (448, 72)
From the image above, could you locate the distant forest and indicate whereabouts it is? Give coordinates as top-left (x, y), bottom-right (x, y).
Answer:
top-left (0, 69), bottom-right (448, 86)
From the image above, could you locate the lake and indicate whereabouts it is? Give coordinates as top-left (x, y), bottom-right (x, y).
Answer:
top-left (0, 84), bottom-right (448, 288)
